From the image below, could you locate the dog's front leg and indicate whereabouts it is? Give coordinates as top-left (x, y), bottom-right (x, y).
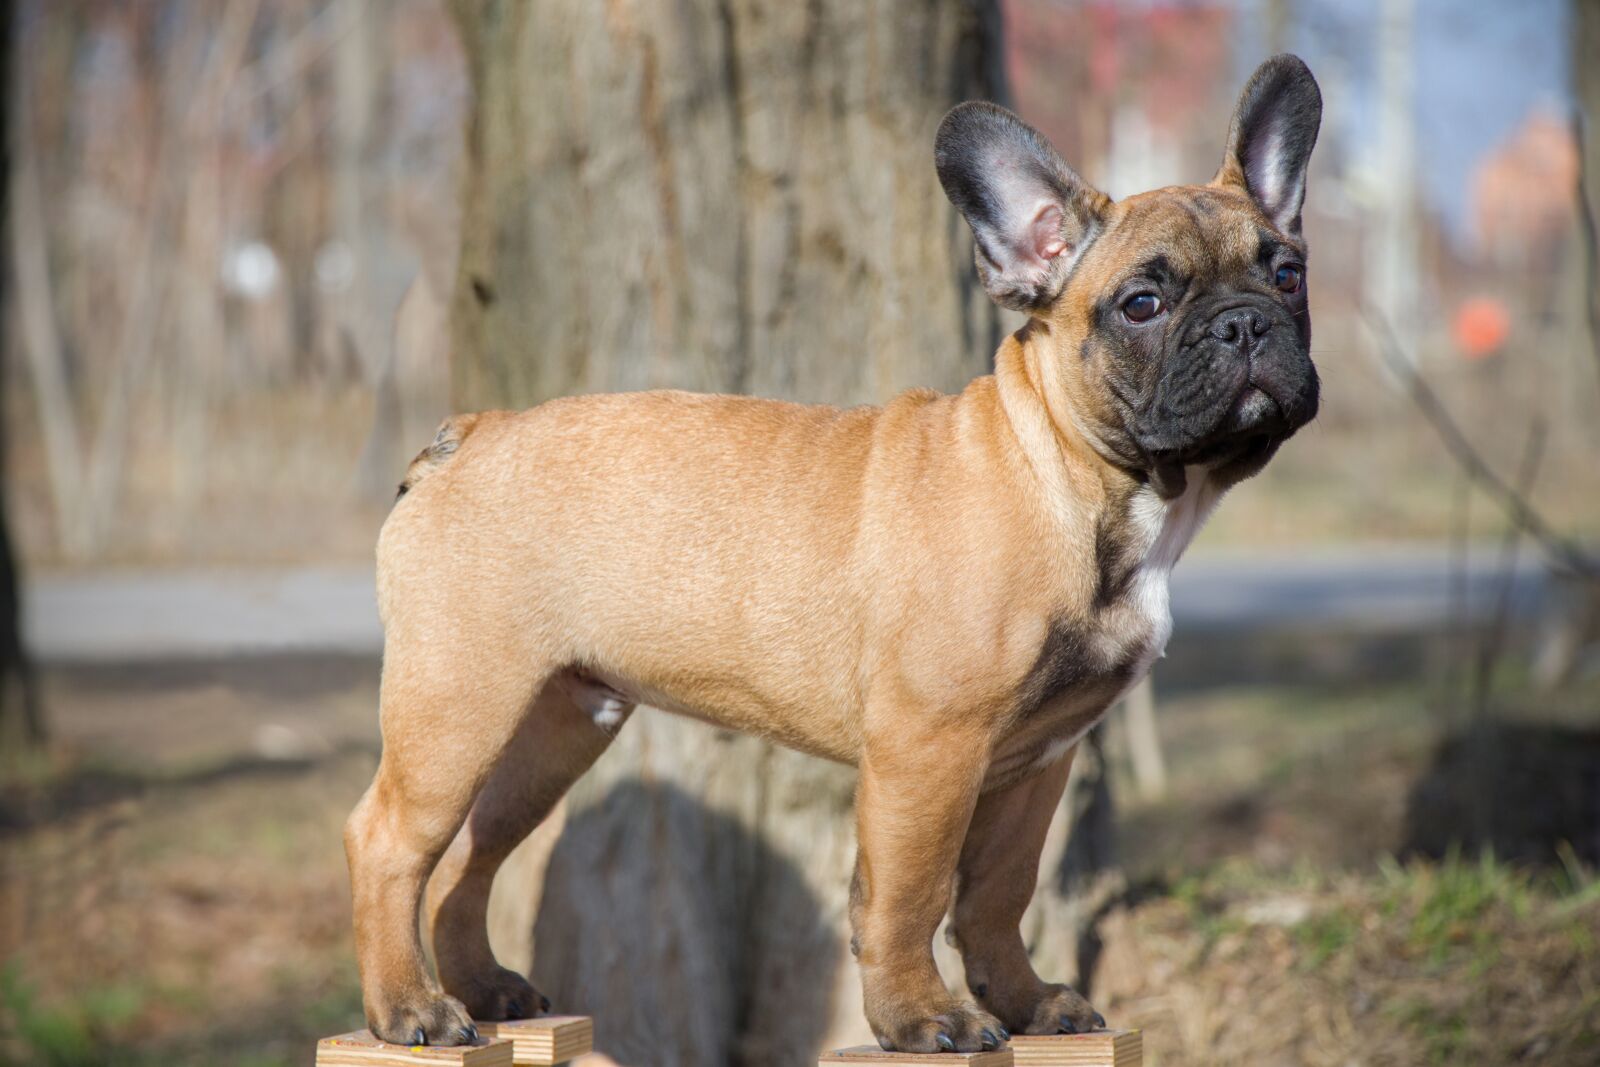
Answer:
top-left (948, 747), bottom-right (1104, 1035)
top-left (851, 725), bottom-right (1006, 1054)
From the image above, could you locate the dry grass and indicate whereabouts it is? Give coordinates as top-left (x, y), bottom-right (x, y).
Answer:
top-left (1093, 855), bottom-right (1600, 1066)
top-left (1091, 671), bottom-right (1600, 1067)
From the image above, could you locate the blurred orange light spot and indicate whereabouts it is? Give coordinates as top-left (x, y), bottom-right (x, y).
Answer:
top-left (1452, 297), bottom-right (1510, 360)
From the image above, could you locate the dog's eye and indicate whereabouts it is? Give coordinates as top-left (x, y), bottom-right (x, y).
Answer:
top-left (1122, 293), bottom-right (1162, 323)
top-left (1274, 264), bottom-right (1304, 294)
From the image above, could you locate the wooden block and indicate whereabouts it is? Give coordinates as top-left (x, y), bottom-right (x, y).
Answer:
top-left (316, 1031), bottom-right (513, 1067)
top-left (476, 1016), bottom-right (593, 1065)
top-left (1007, 1029), bottom-right (1142, 1066)
top-left (819, 1046), bottom-right (1013, 1066)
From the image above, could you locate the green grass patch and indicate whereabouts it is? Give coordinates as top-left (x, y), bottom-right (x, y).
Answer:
top-left (0, 964), bottom-right (146, 1067)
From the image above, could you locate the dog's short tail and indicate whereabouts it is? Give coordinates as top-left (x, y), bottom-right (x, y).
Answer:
top-left (397, 414), bottom-right (481, 499)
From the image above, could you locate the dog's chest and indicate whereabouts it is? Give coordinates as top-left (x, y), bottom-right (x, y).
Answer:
top-left (1092, 477), bottom-right (1216, 676)
top-left (999, 473), bottom-right (1218, 777)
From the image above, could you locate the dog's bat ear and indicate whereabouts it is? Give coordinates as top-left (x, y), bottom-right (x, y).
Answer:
top-left (1215, 54), bottom-right (1322, 236)
top-left (935, 102), bottom-right (1111, 314)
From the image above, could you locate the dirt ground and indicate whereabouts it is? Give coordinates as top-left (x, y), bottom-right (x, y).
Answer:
top-left (1, 656), bottom-right (1597, 1066)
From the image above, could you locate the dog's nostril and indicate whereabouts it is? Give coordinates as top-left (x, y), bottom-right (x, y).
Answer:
top-left (1211, 309), bottom-right (1268, 347)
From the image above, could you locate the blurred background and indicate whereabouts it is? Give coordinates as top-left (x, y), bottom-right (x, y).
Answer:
top-left (1, 1), bottom-right (1598, 1065)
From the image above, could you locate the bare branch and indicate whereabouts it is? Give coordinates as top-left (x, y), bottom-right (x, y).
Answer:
top-left (1360, 306), bottom-right (1598, 582)
top-left (1472, 419), bottom-right (1545, 723)
top-left (1573, 111), bottom-right (1600, 406)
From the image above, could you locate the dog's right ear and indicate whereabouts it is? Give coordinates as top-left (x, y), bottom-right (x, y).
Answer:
top-left (935, 102), bottom-right (1111, 314)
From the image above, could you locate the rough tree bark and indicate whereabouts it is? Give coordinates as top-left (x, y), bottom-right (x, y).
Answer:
top-left (448, 0), bottom-right (1006, 411)
top-left (444, 4), bottom-right (1113, 1065)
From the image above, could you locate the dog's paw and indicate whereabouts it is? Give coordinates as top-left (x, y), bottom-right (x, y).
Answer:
top-left (872, 999), bottom-right (1008, 1054)
top-left (368, 990), bottom-right (478, 1047)
top-left (449, 965), bottom-right (551, 1022)
top-left (1007, 983), bottom-right (1106, 1036)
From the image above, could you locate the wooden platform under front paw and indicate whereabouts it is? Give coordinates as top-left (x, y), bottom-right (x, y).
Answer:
top-left (316, 1016), bottom-right (593, 1067)
top-left (816, 1029), bottom-right (1143, 1067)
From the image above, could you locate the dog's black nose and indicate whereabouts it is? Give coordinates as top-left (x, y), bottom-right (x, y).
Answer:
top-left (1210, 307), bottom-right (1268, 349)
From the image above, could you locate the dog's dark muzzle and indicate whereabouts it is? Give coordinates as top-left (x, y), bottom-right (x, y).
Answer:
top-left (1137, 302), bottom-right (1318, 461)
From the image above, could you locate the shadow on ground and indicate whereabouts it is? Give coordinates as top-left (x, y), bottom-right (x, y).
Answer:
top-left (1404, 720), bottom-right (1600, 866)
top-left (533, 779), bottom-right (838, 1067)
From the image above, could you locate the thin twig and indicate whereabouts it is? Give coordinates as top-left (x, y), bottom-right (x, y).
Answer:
top-left (223, 0), bottom-right (361, 118)
top-left (1443, 470), bottom-right (1471, 720)
top-left (1465, 419), bottom-right (1543, 844)
top-left (1573, 111), bottom-right (1600, 407)
top-left (1361, 306), bottom-right (1598, 582)
top-left (1471, 419), bottom-right (1545, 725)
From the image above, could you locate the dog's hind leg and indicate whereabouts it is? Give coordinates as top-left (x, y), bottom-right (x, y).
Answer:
top-left (344, 645), bottom-right (567, 1047)
top-left (425, 676), bottom-right (624, 1021)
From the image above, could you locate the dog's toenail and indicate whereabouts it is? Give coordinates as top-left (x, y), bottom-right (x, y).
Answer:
top-left (412, 1027), bottom-right (426, 1046)
top-left (980, 1029), bottom-right (998, 1050)
top-left (1058, 1014), bottom-right (1078, 1034)
top-left (936, 1032), bottom-right (956, 1052)
top-left (1092, 1012), bottom-right (1107, 1030)
top-left (998, 1026), bottom-right (1011, 1041)
top-left (878, 1035), bottom-right (895, 1051)
top-left (539, 994), bottom-right (552, 1013)
top-left (458, 1025), bottom-right (478, 1044)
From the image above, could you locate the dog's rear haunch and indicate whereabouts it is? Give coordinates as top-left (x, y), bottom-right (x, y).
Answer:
top-left (346, 55), bottom-right (1321, 1054)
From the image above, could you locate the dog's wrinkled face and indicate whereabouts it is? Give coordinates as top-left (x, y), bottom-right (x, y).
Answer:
top-left (1068, 185), bottom-right (1318, 488)
top-left (936, 55), bottom-right (1323, 494)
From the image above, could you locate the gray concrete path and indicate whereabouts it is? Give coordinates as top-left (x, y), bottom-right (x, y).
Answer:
top-left (24, 546), bottom-right (1551, 662)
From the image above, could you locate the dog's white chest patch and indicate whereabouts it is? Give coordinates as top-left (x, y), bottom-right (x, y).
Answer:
top-left (1106, 468), bottom-right (1221, 675)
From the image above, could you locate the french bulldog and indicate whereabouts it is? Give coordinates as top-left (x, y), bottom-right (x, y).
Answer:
top-left (345, 53), bottom-right (1321, 1055)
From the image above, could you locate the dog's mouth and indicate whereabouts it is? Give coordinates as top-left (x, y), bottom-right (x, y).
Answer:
top-left (1134, 378), bottom-right (1315, 487)
top-left (1224, 381), bottom-right (1272, 423)
top-left (1178, 425), bottom-right (1276, 468)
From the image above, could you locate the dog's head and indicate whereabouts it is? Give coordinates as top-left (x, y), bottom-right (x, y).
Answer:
top-left (936, 55), bottom-right (1322, 495)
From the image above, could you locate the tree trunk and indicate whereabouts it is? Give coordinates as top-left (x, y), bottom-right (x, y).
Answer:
top-left (448, 0), bottom-right (1006, 412)
top-left (442, 5), bottom-right (1125, 1065)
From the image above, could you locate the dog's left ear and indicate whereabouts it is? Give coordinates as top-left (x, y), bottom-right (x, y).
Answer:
top-left (1215, 54), bottom-right (1322, 236)
top-left (935, 102), bottom-right (1111, 313)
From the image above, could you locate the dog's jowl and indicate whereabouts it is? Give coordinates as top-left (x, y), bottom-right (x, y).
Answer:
top-left (344, 55), bottom-right (1322, 1054)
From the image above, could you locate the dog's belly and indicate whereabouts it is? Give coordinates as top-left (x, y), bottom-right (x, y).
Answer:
top-left (578, 667), bottom-right (864, 765)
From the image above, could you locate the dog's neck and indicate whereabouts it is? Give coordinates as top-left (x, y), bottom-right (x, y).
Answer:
top-left (993, 326), bottom-right (1223, 575)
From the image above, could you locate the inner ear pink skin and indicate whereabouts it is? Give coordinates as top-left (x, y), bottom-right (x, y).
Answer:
top-left (1031, 203), bottom-right (1067, 260)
